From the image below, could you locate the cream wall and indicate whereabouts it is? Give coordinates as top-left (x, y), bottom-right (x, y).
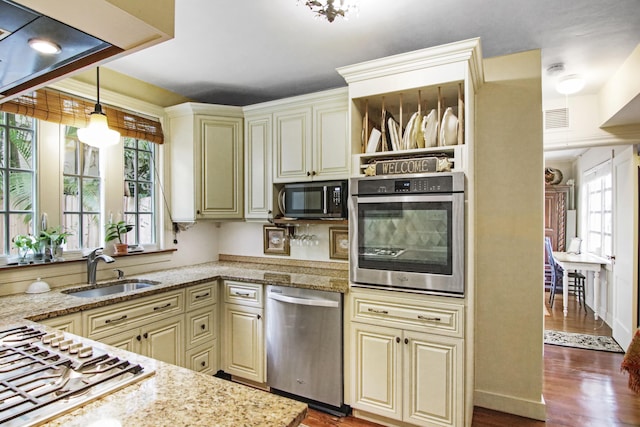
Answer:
top-left (473, 50), bottom-right (546, 420)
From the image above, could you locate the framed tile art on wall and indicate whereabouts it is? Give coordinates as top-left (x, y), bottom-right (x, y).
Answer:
top-left (263, 225), bottom-right (290, 255)
top-left (329, 227), bottom-right (349, 260)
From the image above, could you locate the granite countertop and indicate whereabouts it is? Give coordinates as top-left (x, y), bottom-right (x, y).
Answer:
top-left (0, 259), bottom-right (347, 426)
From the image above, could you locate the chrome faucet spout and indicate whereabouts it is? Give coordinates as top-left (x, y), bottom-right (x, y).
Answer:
top-left (86, 248), bottom-right (116, 285)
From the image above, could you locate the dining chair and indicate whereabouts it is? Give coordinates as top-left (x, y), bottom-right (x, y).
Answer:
top-left (545, 237), bottom-right (586, 309)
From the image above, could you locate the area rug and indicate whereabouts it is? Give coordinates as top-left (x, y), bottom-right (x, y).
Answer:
top-left (544, 330), bottom-right (625, 353)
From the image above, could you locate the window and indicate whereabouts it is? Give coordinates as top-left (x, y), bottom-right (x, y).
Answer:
top-left (0, 113), bottom-right (37, 255)
top-left (123, 138), bottom-right (156, 245)
top-left (62, 127), bottom-right (102, 251)
top-left (584, 161), bottom-right (612, 258)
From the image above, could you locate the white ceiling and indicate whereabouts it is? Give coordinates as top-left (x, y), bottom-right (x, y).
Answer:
top-left (105, 0), bottom-right (640, 108)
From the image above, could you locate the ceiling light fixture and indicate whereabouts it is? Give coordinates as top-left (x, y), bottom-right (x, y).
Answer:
top-left (28, 38), bottom-right (61, 54)
top-left (300, 0), bottom-right (359, 23)
top-left (78, 67), bottom-right (120, 148)
top-left (556, 74), bottom-right (586, 95)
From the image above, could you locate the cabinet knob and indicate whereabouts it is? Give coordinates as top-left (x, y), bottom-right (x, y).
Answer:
top-left (311, 170), bottom-right (316, 176)
top-left (143, 332), bottom-right (149, 339)
top-left (404, 338), bottom-right (409, 345)
top-left (257, 314), bottom-right (262, 320)
top-left (306, 171), bottom-right (311, 176)
top-left (201, 361), bottom-right (206, 367)
top-left (201, 324), bottom-right (206, 330)
top-left (136, 335), bottom-right (142, 341)
top-left (396, 337), bottom-right (400, 343)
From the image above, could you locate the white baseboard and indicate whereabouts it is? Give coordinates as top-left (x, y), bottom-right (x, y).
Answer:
top-left (474, 389), bottom-right (546, 421)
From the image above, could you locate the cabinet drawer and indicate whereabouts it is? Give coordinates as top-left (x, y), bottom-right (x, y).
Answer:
top-left (186, 282), bottom-right (217, 311)
top-left (185, 340), bottom-right (218, 375)
top-left (223, 281), bottom-right (263, 307)
top-left (351, 295), bottom-right (463, 338)
top-left (84, 291), bottom-right (184, 339)
top-left (186, 305), bottom-right (218, 348)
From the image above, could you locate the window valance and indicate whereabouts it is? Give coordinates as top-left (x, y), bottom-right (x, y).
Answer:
top-left (0, 88), bottom-right (164, 144)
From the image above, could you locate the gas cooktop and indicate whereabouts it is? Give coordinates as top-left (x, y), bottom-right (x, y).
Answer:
top-left (0, 325), bottom-right (154, 426)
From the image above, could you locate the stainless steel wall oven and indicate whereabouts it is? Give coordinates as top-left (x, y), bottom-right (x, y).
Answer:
top-left (349, 171), bottom-right (465, 296)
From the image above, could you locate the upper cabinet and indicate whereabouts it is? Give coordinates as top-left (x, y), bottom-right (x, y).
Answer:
top-left (242, 88), bottom-right (349, 219)
top-left (244, 112), bottom-right (272, 220)
top-left (272, 89), bottom-right (349, 183)
top-left (337, 38), bottom-right (483, 176)
top-left (166, 103), bottom-right (244, 222)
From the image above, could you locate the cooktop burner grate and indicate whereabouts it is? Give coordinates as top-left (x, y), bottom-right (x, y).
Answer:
top-left (0, 325), bottom-right (152, 427)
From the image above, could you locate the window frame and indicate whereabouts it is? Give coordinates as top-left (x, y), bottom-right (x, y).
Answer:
top-left (582, 160), bottom-right (613, 258)
top-left (0, 80), bottom-right (166, 265)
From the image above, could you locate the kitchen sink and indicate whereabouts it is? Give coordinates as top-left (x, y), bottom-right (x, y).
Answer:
top-left (63, 279), bottom-right (161, 298)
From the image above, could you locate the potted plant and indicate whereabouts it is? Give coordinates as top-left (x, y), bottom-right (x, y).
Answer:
top-left (39, 226), bottom-right (73, 262)
top-left (105, 220), bottom-right (134, 254)
top-left (12, 234), bottom-right (37, 265)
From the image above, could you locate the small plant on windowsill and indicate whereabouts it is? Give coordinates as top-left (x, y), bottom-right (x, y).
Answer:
top-left (39, 226), bottom-right (73, 262)
top-left (105, 220), bottom-right (134, 254)
top-left (12, 234), bottom-right (37, 265)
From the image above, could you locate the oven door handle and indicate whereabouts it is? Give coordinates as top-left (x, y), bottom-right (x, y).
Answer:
top-left (356, 194), bottom-right (455, 204)
top-left (268, 292), bottom-right (339, 308)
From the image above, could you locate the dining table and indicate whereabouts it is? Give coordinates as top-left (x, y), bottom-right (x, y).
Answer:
top-left (553, 252), bottom-right (611, 319)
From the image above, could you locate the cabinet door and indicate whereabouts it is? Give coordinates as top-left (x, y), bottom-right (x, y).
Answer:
top-left (39, 313), bottom-right (82, 335)
top-left (197, 116), bottom-right (244, 219)
top-left (403, 331), bottom-right (463, 427)
top-left (245, 114), bottom-right (272, 219)
top-left (186, 305), bottom-right (217, 348)
top-left (314, 100), bottom-right (349, 179)
top-left (223, 304), bottom-right (264, 382)
top-left (140, 315), bottom-right (184, 366)
top-left (273, 107), bottom-right (312, 182)
top-left (100, 329), bottom-right (140, 353)
top-left (350, 322), bottom-right (402, 421)
top-left (185, 340), bottom-right (218, 375)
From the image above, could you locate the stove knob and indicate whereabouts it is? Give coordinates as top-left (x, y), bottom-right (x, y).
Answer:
top-left (78, 346), bottom-right (94, 358)
top-left (69, 342), bottom-right (83, 354)
top-left (59, 339), bottom-right (74, 351)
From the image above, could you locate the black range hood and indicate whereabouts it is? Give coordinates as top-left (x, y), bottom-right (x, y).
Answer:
top-left (0, 0), bottom-right (121, 98)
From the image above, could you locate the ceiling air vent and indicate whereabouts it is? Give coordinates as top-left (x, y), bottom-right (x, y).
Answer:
top-left (0, 28), bottom-right (11, 41)
top-left (544, 107), bottom-right (569, 130)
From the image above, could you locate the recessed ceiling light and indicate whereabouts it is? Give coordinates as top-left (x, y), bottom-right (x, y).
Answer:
top-left (28, 38), bottom-right (61, 54)
top-left (556, 74), bottom-right (585, 95)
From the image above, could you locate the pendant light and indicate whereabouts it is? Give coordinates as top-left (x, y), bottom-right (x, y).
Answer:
top-left (78, 67), bottom-right (120, 148)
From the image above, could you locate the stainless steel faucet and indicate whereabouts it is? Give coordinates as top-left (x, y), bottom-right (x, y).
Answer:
top-left (86, 248), bottom-right (115, 285)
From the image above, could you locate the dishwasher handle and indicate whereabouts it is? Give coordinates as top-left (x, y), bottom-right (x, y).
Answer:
top-left (268, 292), bottom-right (339, 308)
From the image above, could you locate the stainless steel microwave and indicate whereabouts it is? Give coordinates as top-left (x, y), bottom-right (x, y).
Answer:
top-left (277, 180), bottom-right (348, 219)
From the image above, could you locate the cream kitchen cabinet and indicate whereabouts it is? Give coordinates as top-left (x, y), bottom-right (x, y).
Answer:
top-left (221, 281), bottom-right (265, 383)
top-left (272, 88), bottom-right (349, 183)
top-left (99, 314), bottom-right (184, 366)
top-left (347, 288), bottom-right (464, 427)
top-left (83, 290), bottom-right (185, 366)
top-left (243, 112), bottom-right (273, 220)
top-left (165, 103), bottom-right (244, 221)
top-left (184, 282), bottom-right (218, 374)
top-left (38, 313), bottom-right (82, 335)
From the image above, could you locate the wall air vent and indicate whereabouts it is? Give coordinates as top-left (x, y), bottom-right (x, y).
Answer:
top-left (544, 107), bottom-right (569, 130)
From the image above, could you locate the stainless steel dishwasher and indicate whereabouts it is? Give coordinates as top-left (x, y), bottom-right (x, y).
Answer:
top-left (266, 285), bottom-right (345, 413)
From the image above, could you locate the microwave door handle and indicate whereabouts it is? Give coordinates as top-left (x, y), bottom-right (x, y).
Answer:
top-left (323, 186), bottom-right (328, 214)
top-left (278, 187), bottom-right (286, 214)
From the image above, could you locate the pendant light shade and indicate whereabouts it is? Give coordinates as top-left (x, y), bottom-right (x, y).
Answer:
top-left (78, 67), bottom-right (120, 148)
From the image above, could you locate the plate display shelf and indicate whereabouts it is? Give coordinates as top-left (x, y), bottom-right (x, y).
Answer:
top-left (337, 38), bottom-right (483, 177)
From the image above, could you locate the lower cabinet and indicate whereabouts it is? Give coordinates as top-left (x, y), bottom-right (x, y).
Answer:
top-left (221, 280), bottom-right (265, 383)
top-left (100, 314), bottom-right (184, 366)
top-left (348, 289), bottom-right (465, 427)
top-left (38, 313), bottom-right (82, 334)
top-left (222, 303), bottom-right (264, 382)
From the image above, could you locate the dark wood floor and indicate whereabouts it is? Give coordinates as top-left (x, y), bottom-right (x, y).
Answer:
top-left (303, 292), bottom-right (638, 426)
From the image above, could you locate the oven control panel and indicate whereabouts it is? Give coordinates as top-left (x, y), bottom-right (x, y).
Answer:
top-left (354, 172), bottom-right (464, 195)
